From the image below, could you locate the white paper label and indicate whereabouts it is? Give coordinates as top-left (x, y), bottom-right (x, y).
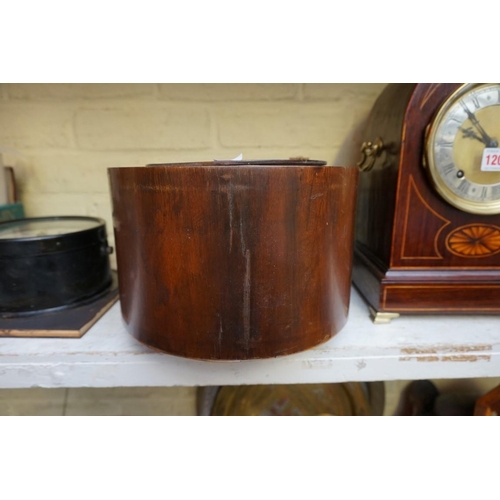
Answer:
top-left (214, 153), bottom-right (243, 162)
top-left (481, 148), bottom-right (500, 171)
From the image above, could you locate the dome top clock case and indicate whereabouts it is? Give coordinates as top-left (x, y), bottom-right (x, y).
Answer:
top-left (353, 83), bottom-right (500, 322)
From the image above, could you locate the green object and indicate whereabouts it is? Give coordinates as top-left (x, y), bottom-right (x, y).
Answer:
top-left (0, 202), bottom-right (25, 223)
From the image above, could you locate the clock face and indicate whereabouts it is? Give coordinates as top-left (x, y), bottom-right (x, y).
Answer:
top-left (425, 83), bottom-right (500, 215)
top-left (0, 217), bottom-right (100, 240)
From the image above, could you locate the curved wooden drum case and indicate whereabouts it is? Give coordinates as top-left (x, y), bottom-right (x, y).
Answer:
top-left (109, 160), bottom-right (358, 360)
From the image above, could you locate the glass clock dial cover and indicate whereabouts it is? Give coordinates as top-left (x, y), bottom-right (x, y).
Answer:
top-left (0, 218), bottom-right (101, 240)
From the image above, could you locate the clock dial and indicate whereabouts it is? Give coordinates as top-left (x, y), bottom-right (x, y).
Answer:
top-left (426, 83), bottom-right (500, 214)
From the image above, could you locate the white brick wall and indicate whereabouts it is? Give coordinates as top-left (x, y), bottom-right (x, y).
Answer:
top-left (5, 84), bottom-right (157, 100)
top-left (75, 104), bottom-right (211, 150)
top-left (216, 103), bottom-right (352, 148)
top-left (0, 102), bottom-right (75, 148)
top-left (0, 83), bottom-right (386, 268)
top-left (158, 83), bottom-right (298, 101)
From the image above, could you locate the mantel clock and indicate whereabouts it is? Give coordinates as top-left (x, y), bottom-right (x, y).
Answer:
top-left (353, 83), bottom-right (500, 322)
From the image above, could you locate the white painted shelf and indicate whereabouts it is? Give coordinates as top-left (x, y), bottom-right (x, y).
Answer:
top-left (0, 287), bottom-right (499, 389)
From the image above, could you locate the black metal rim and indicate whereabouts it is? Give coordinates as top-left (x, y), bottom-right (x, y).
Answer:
top-left (0, 216), bottom-right (108, 259)
top-left (145, 159), bottom-right (328, 167)
top-left (0, 272), bottom-right (116, 319)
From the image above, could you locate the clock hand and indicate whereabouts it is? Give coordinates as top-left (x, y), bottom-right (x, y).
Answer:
top-left (460, 102), bottom-right (498, 147)
top-left (461, 126), bottom-right (488, 145)
top-left (470, 116), bottom-right (498, 147)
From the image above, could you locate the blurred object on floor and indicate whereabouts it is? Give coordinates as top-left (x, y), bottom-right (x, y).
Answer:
top-left (385, 378), bottom-right (500, 416)
top-left (395, 380), bottom-right (476, 416)
top-left (197, 386), bottom-right (220, 416)
top-left (474, 384), bottom-right (500, 416)
top-left (434, 393), bottom-right (475, 416)
top-left (394, 380), bottom-right (439, 416)
top-left (200, 382), bottom-right (385, 416)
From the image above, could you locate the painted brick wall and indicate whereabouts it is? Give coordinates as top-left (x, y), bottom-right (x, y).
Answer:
top-left (0, 83), bottom-right (386, 267)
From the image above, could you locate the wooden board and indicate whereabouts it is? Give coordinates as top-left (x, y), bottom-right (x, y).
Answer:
top-left (0, 272), bottom-right (119, 338)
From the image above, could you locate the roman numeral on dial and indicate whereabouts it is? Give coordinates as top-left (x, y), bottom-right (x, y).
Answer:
top-left (492, 185), bottom-right (500, 198)
top-left (458, 179), bottom-right (470, 195)
top-left (441, 163), bottom-right (455, 175)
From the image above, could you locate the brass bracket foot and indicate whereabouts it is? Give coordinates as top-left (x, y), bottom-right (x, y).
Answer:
top-left (369, 306), bottom-right (400, 324)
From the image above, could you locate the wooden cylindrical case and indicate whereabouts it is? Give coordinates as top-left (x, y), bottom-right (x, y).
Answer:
top-left (108, 161), bottom-right (358, 360)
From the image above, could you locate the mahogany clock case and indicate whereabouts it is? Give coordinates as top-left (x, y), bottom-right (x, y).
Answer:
top-left (109, 160), bottom-right (358, 361)
top-left (353, 83), bottom-right (500, 316)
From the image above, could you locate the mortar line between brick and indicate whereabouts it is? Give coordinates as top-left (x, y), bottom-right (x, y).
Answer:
top-left (296, 83), bottom-right (304, 101)
top-left (208, 106), bottom-right (220, 150)
top-left (69, 110), bottom-right (79, 149)
top-left (62, 388), bottom-right (69, 416)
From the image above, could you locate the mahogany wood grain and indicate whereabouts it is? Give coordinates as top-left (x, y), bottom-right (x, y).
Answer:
top-left (353, 83), bottom-right (500, 315)
top-left (356, 83), bottom-right (417, 263)
top-left (109, 163), bottom-right (358, 360)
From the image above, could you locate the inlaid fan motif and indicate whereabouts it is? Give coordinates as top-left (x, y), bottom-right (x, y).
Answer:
top-left (446, 224), bottom-right (500, 257)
